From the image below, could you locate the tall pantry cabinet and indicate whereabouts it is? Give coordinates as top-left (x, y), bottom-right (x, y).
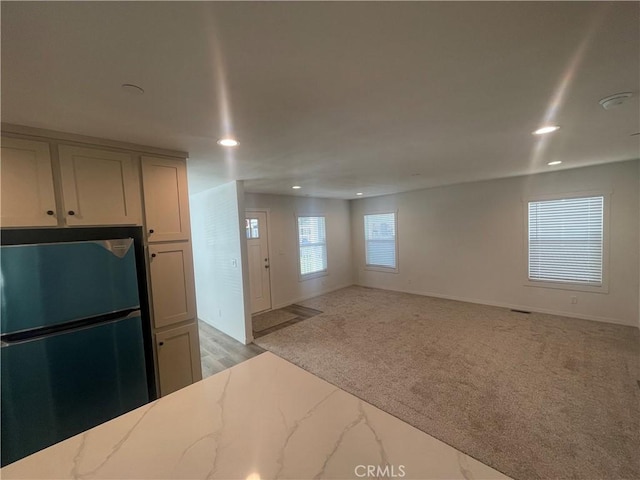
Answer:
top-left (0, 126), bottom-right (202, 398)
top-left (140, 156), bottom-right (202, 396)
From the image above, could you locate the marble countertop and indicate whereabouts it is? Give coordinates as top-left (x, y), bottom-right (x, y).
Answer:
top-left (1, 352), bottom-right (509, 479)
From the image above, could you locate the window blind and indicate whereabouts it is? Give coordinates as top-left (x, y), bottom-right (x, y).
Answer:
top-left (364, 213), bottom-right (397, 269)
top-left (528, 196), bottom-right (603, 285)
top-left (298, 216), bottom-right (327, 276)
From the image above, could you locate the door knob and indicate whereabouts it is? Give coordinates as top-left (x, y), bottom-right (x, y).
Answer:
top-left (68, 210), bottom-right (75, 216)
top-left (151, 253), bottom-right (157, 258)
top-left (149, 229), bottom-right (154, 234)
top-left (46, 210), bottom-right (54, 216)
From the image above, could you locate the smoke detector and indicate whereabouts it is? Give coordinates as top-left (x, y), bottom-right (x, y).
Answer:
top-left (598, 92), bottom-right (632, 110)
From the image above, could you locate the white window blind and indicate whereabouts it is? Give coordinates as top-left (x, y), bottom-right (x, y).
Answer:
top-left (364, 213), bottom-right (397, 269)
top-left (298, 216), bottom-right (327, 276)
top-left (528, 196), bottom-right (603, 285)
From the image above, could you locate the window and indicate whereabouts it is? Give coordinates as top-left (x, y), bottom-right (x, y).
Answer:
top-left (297, 216), bottom-right (327, 277)
top-left (245, 218), bottom-right (259, 239)
top-left (528, 195), bottom-right (604, 286)
top-left (364, 212), bottom-right (397, 270)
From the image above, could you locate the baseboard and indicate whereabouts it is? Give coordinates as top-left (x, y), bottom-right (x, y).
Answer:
top-left (270, 282), bottom-right (355, 311)
top-left (355, 284), bottom-right (638, 329)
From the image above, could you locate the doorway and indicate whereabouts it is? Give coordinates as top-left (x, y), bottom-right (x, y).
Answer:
top-left (245, 210), bottom-right (272, 314)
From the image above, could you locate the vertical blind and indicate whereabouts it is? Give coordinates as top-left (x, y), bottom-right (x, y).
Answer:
top-left (298, 216), bottom-right (327, 276)
top-left (528, 196), bottom-right (603, 285)
top-left (364, 213), bottom-right (397, 268)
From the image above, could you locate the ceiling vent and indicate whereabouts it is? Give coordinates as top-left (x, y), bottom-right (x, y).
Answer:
top-left (598, 92), bottom-right (632, 110)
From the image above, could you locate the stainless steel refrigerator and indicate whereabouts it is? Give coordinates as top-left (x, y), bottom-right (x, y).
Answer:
top-left (1, 228), bottom-right (154, 466)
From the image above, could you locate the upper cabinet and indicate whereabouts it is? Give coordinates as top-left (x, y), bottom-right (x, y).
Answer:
top-left (1, 137), bottom-right (57, 227)
top-left (58, 145), bottom-right (141, 226)
top-left (141, 156), bottom-right (190, 242)
top-left (1, 137), bottom-right (143, 228)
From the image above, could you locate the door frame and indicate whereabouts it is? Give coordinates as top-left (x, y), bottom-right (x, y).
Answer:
top-left (245, 208), bottom-right (273, 314)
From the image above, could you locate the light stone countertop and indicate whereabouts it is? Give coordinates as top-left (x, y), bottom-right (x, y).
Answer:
top-left (1, 352), bottom-right (509, 480)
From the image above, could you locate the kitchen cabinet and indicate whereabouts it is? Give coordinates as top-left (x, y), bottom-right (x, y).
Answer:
top-left (148, 242), bottom-right (197, 329)
top-left (0, 138), bottom-right (142, 228)
top-left (58, 145), bottom-right (141, 226)
top-left (0, 137), bottom-right (57, 227)
top-left (142, 155), bottom-right (200, 397)
top-left (1, 124), bottom-right (200, 400)
top-left (141, 156), bottom-right (190, 242)
top-left (155, 323), bottom-right (202, 397)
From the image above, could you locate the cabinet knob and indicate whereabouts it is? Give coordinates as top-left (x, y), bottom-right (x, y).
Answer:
top-left (68, 210), bottom-right (75, 216)
top-left (46, 210), bottom-right (55, 216)
top-left (151, 253), bottom-right (157, 258)
top-left (158, 341), bottom-right (164, 346)
top-left (149, 229), bottom-right (154, 234)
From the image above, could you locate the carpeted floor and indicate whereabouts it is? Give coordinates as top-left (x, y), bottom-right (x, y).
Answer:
top-left (254, 286), bottom-right (640, 480)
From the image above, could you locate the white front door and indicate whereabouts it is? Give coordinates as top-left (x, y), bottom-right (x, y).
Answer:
top-left (246, 211), bottom-right (272, 314)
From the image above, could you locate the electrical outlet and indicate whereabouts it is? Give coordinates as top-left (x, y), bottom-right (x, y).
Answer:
top-left (571, 296), bottom-right (578, 305)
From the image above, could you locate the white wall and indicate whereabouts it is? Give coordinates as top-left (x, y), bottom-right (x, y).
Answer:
top-left (190, 181), bottom-right (252, 343)
top-left (351, 160), bottom-right (640, 327)
top-left (244, 193), bottom-right (354, 309)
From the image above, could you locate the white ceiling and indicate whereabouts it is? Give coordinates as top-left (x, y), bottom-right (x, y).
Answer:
top-left (2, 2), bottom-right (639, 199)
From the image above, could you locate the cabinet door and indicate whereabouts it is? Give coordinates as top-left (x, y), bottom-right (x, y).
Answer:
top-left (148, 242), bottom-right (196, 328)
top-left (0, 137), bottom-right (57, 227)
top-left (58, 145), bottom-right (141, 226)
top-left (141, 156), bottom-right (190, 242)
top-left (156, 323), bottom-right (202, 397)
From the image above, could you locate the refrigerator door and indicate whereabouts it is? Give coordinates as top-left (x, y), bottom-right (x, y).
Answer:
top-left (1, 312), bottom-right (149, 466)
top-left (1, 239), bottom-right (139, 335)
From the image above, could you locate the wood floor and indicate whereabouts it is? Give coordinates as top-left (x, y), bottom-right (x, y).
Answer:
top-left (198, 320), bottom-right (265, 379)
top-left (198, 303), bottom-right (321, 378)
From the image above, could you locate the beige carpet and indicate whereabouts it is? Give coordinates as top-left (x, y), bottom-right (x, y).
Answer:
top-left (254, 286), bottom-right (640, 480)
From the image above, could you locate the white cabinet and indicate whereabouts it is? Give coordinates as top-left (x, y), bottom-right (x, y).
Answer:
top-left (155, 323), bottom-right (202, 397)
top-left (148, 242), bottom-right (197, 329)
top-left (0, 137), bottom-right (57, 227)
top-left (58, 145), bottom-right (141, 226)
top-left (142, 155), bottom-right (199, 397)
top-left (141, 156), bottom-right (190, 242)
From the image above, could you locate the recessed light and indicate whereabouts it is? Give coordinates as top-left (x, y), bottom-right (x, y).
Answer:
top-left (292, 185), bottom-right (301, 190)
top-left (121, 83), bottom-right (144, 95)
top-left (217, 138), bottom-right (239, 147)
top-left (356, 192), bottom-right (363, 196)
top-left (533, 125), bottom-right (560, 135)
top-left (547, 161), bottom-right (562, 166)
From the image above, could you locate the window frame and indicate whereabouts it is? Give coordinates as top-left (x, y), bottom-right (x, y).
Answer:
top-left (363, 210), bottom-right (399, 274)
top-left (296, 214), bottom-right (329, 281)
top-left (523, 191), bottom-right (610, 294)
